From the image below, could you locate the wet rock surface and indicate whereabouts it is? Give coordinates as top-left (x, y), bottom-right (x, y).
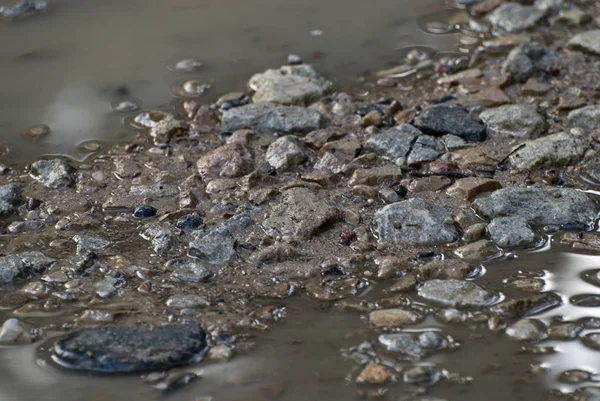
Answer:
top-left (418, 279), bottom-right (498, 308)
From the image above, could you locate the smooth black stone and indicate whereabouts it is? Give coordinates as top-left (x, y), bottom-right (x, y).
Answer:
top-left (176, 214), bottom-right (203, 230)
top-left (52, 322), bottom-right (207, 373)
top-left (133, 205), bottom-right (157, 219)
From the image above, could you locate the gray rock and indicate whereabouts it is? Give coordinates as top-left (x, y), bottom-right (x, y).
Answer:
top-left (488, 217), bottom-right (538, 248)
top-left (369, 308), bottom-right (421, 328)
top-left (418, 279), bottom-right (498, 308)
top-left (17, 251), bottom-right (55, 272)
top-left (407, 135), bottom-right (445, 165)
top-left (364, 124), bottom-right (421, 165)
top-left (29, 159), bottom-right (76, 189)
top-left (129, 184), bottom-right (178, 197)
top-left (479, 104), bottom-right (547, 139)
top-left (442, 134), bottom-right (469, 151)
top-left (262, 187), bottom-right (339, 239)
top-left (568, 106), bottom-right (600, 131)
top-left (0, 256), bottom-right (25, 283)
top-left (572, 387), bottom-right (600, 401)
top-left (508, 132), bottom-right (588, 170)
top-left (472, 187), bottom-right (598, 226)
top-left (140, 224), bottom-right (178, 255)
top-left (502, 42), bottom-right (555, 83)
top-left (378, 331), bottom-right (448, 357)
top-left (374, 198), bottom-right (458, 246)
top-left (221, 103), bottom-right (324, 135)
top-left (567, 30), bottom-right (600, 57)
top-left (166, 295), bottom-right (210, 308)
top-left (413, 104), bottom-right (486, 142)
top-left (72, 235), bottom-right (112, 255)
top-left (248, 64), bottom-right (331, 105)
top-left (149, 116), bottom-right (187, 145)
top-left (52, 322), bottom-right (207, 373)
top-left (487, 3), bottom-right (547, 33)
top-left (505, 319), bottom-right (548, 342)
top-left (8, 220), bottom-right (44, 233)
top-left (170, 260), bottom-right (213, 283)
top-left (94, 277), bottom-right (120, 298)
top-left (189, 234), bottom-right (236, 265)
top-left (0, 319), bottom-right (30, 345)
top-left (453, 239), bottom-right (499, 261)
top-left (265, 136), bottom-right (311, 171)
top-left (0, 0), bottom-right (46, 18)
top-left (0, 183), bottom-right (23, 217)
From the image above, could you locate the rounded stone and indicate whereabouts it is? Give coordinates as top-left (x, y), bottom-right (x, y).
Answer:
top-left (133, 205), bottom-right (157, 219)
top-left (52, 322), bottom-right (207, 373)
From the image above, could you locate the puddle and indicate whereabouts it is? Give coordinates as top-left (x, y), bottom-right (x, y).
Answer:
top-left (0, 0), bottom-right (466, 164)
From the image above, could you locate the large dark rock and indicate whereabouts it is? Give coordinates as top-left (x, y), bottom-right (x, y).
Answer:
top-left (52, 322), bottom-right (207, 373)
top-left (413, 104), bottom-right (486, 142)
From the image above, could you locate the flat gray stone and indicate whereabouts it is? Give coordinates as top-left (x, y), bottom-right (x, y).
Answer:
top-left (30, 159), bottom-right (76, 189)
top-left (508, 132), bottom-right (588, 170)
top-left (418, 279), bottom-right (498, 308)
top-left (365, 124), bottom-right (420, 165)
top-left (472, 187), bottom-right (598, 226)
top-left (139, 224), bottom-right (178, 255)
top-left (221, 103), bottom-right (324, 135)
top-left (94, 277), bottom-right (120, 298)
top-left (568, 106), bottom-right (600, 131)
top-left (189, 233), bottom-right (236, 265)
top-left (374, 198), bottom-right (458, 246)
top-left (72, 235), bottom-right (112, 255)
top-left (487, 3), bottom-right (547, 33)
top-left (407, 135), bottom-right (445, 165)
top-left (567, 30), bottom-right (600, 57)
top-left (488, 217), bottom-right (538, 248)
top-left (248, 64), bottom-right (332, 105)
top-left (479, 104), bottom-right (547, 139)
top-left (52, 322), bottom-right (207, 373)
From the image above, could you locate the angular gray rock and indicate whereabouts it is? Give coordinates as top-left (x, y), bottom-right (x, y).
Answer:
top-left (508, 132), bottom-right (588, 170)
top-left (166, 295), bottom-right (210, 308)
top-left (72, 235), bottom-right (112, 255)
top-left (413, 104), bottom-right (486, 142)
top-left (0, 256), bottom-right (25, 283)
top-left (374, 198), bottom-right (458, 246)
top-left (0, 318), bottom-right (30, 345)
top-left (418, 279), bottom-right (498, 308)
top-left (488, 217), bottom-right (539, 248)
top-left (364, 124), bottom-right (420, 166)
top-left (221, 103), bottom-right (324, 135)
top-left (52, 322), bottom-right (207, 373)
top-left (479, 104), bottom-right (547, 139)
top-left (0, 183), bottom-right (24, 217)
top-left (188, 234), bottom-right (236, 265)
top-left (169, 260), bottom-right (213, 283)
top-left (487, 3), bottom-right (547, 33)
top-left (568, 106), bottom-right (600, 131)
top-left (29, 159), bottom-right (76, 189)
top-left (567, 30), bottom-right (600, 57)
top-left (248, 64), bottom-right (332, 105)
top-left (502, 42), bottom-right (554, 83)
top-left (407, 135), bottom-right (445, 165)
top-left (472, 187), bottom-right (598, 226)
top-left (94, 277), bottom-right (120, 298)
top-left (265, 136), bottom-right (311, 171)
top-left (139, 224), bottom-right (178, 255)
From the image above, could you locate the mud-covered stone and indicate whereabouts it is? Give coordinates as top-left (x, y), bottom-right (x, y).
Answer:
top-left (52, 322), bottom-right (207, 373)
top-left (29, 159), bottom-right (76, 189)
top-left (489, 217), bottom-right (538, 248)
top-left (221, 103), bottom-right (324, 135)
top-left (418, 279), bottom-right (497, 308)
top-left (374, 198), bottom-right (458, 246)
top-left (508, 132), bottom-right (588, 170)
top-left (369, 308), bottom-right (421, 328)
top-left (473, 187), bottom-right (598, 226)
top-left (479, 104), bottom-right (547, 139)
top-left (413, 104), bottom-right (486, 142)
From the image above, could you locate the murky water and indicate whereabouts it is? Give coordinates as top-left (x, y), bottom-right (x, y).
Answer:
top-left (0, 0), bottom-right (466, 164)
top-left (3, 239), bottom-right (600, 400)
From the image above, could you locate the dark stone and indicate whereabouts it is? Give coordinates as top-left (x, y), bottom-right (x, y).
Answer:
top-left (176, 214), bottom-right (203, 230)
top-left (52, 322), bottom-right (207, 373)
top-left (413, 104), bottom-right (486, 142)
top-left (133, 205), bottom-right (157, 219)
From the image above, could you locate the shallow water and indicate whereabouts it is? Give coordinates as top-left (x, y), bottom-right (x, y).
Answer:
top-left (3, 240), bottom-right (600, 400)
top-left (0, 0), bottom-right (465, 164)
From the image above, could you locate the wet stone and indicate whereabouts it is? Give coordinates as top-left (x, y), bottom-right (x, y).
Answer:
top-left (418, 279), bottom-right (497, 308)
top-left (488, 217), bottom-right (538, 248)
top-left (567, 30), bottom-right (600, 57)
top-left (94, 277), bottom-right (120, 299)
top-left (364, 124), bottom-right (420, 166)
top-left (133, 205), bottom-right (157, 219)
top-left (446, 177), bottom-right (501, 201)
top-left (0, 183), bottom-right (23, 217)
top-left (41, 270), bottom-right (68, 283)
top-left (221, 103), bottom-right (324, 135)
top-left (374, 198), bottom-right (458, 246)
top-left (166, 295), bottom-right (210, 308)
top-left (176, 214), bottom-right (203, 231)
top-left (413, 104), bottom-right (486, 142)
top-left (189, 233), bottom-right (235, 265)
top-left (508, 132), bottom-right (588, 170)
top-left (0, 256), bottom-right (26, 283)
top-left (51, 322), bottom-right (207, 373)
top-left (417, 259), bottom-right (473, 280)
top-left (369, 308), bottom-right (421, 328)
top-left (472, 187), bottom-right (598, 226)
top-left (378, 331), bottom-right (448, 358)
top-left (486, 3), bottom-right (547, 33)
top-left (0, 0), bottom-right (47, 18)
top-left (129, 184), bottom-right (178, 197)
top-left (140, 223), bottom-right (178, 255)
top-left (248, 64), bottom-right (331, 106)
top-left (73, 235), bottom-right (112, 255)
top-left (403, 365), bottom-right (441, 384)
top-left (505, 319), bottom-right (548, 342)
top-left (170, 260), bottom-right (213, 283)
top-left (355, 363), bottom-right (392, 385)
top-left (29, 159), bottom-right (76, 189)
top-left (265, 136), bottom-right (311, 171)
top-left (568, 106), bottom-right (600, 131)
top-left (196, 144), bottom-right (255, 179)
top-left (502, 42), bottom-right (555, 83)
top-left (454, 239), bottom-right (499, 261)
top-left (0, 318), bottom-right (30, 345)
top-left (479, 104), bottom-right (547, 139)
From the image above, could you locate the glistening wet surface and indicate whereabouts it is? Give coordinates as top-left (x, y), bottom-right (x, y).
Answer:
top-left (0, 0), bottom-right (463, 163)
top-left (2, 240), bottom-right (600, 400)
